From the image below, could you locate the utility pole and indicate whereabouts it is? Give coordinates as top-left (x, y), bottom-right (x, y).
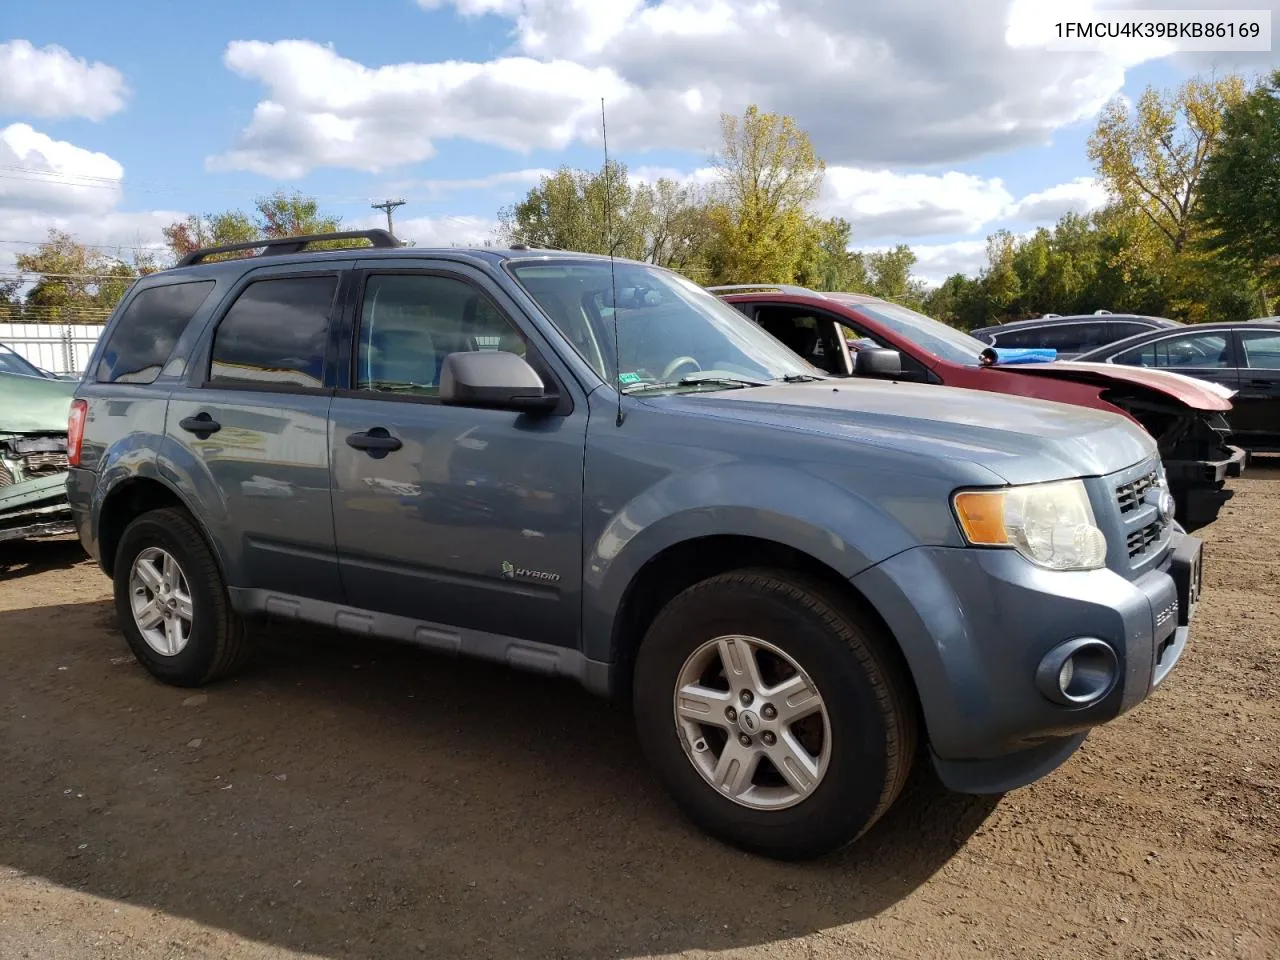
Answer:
top-left (371, 198), bottom-right (406, 234)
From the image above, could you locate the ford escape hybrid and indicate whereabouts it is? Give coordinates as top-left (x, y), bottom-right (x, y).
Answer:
top-left (66, 231), bottom-right (1204, 860)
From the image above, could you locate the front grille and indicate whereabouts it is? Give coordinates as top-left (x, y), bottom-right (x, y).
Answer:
top-left (1116, 471), bottom-right (1158, 514)
top-left (1113, 467), bottom-right (1170, 563)
top-left (21, 451), bottom-right (69, 477)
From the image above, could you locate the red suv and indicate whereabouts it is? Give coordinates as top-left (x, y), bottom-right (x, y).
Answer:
top-left (712, 285), bottom-right (1246, 530)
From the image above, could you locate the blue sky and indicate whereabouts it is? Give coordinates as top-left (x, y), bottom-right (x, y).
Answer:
top-left (0, 0), bottom-right (1271, 284)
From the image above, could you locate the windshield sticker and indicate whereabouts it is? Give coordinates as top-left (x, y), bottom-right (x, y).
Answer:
top-left (618, 372), bottom-right (642, 384)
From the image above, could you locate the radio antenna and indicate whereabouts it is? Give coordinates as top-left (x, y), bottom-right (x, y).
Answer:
top-left (601, 97), bottom-right (624, 427)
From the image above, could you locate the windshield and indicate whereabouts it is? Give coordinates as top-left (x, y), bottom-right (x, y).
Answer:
top-left (508, 259), bottom-right (818, 394)
top-left (846, 300), bottom-right (992, 366)
top-left (0, 343), bottom-right (45, 378)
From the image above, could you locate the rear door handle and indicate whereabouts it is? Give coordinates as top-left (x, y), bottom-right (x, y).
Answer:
top-left (345, 427), bottom-right (403, 457)
top-left (178, 412), bottom-right (221, 436)
top-left (1247, 378), bottom-right (1273, 387)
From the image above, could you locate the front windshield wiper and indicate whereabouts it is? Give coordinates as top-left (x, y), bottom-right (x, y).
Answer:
top-left (776, 372), bottom-right (826, 382)
top-left (622, 373), bottom-right (770, 395)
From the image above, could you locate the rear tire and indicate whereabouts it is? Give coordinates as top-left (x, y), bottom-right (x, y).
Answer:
top-left (632, 567), bottom-right (917, 860)
top-left (113, 507), bottom-right (252, 686)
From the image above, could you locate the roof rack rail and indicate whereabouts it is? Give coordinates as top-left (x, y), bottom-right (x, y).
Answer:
top-left (705, 283), bottom-right (822, 297)
top-left (1093, 309), bottom-right (1112, 315)
top-left (176, 229), bottom-right (402, 267)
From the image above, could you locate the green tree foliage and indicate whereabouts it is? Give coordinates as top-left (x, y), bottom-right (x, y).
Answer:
top-left (161, 191), bottom-right (354, 264)
top-left (1088, 74), bottom-right (1246, 259)
top-left (703, 105), bottom-right (826, 284)
top-left (13, 229), bottom-right (145, 321)
top-left (864, 245), bottom-right (927, 306)
top-left (1196, 70), bottom-right (1280, 313)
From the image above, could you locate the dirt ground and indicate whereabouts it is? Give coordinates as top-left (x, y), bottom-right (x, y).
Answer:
top-left (0, 467), bottom-right (1277, 960)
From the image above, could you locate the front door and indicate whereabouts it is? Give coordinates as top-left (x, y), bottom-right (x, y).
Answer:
top-left (328, 262), bottom-right (588, 648)
top-left (1110, 329), bottom-right (1242, 394)
top-left (1232, 327), bottom-right (1280, 451)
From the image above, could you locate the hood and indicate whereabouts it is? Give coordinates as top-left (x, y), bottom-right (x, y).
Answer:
top-left (994, 360), bottom-right (1233, 411)
top-left (673, 378), bottom-right (1155, 485)
top-left (0, 371), bottom-right (77, 435)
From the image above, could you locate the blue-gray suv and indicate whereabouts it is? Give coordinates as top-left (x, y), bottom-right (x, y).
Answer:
top-left (65, 230), bottom-right (1204, 860)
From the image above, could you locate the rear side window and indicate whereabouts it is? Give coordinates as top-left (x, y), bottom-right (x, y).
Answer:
top-left (1107, 320), bottom-right (1154, 341)
top-left (1037, 322), bottom-right (1110, 353)
top-left (209, 276), bottom-right (337, 389)
top-left (1240, 330), bottom-right (1280, 369)
top-left (990, 328), bottom-right (1044, 348)
top-left (95, 281), bottom-right (215, 384)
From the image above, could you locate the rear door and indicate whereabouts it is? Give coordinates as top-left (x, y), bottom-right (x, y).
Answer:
top-left (1231, 327), bottom-right (1280, 451)
top-left (163, 261), bottom-right (352, 600)
top-left (326, 259), bottom-right (588, 648)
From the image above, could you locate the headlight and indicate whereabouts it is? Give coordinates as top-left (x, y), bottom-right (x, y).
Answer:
top-left (952, 478), bottom-right (1108, 571)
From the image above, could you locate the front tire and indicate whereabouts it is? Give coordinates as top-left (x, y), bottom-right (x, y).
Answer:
top-left (113, 507), bottom-right (252, 687)
top-left (632, 568), bottom-right (917, 860)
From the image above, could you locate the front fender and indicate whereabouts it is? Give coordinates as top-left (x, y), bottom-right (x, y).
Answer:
top-left (581, 460), bottom-right (929, 665)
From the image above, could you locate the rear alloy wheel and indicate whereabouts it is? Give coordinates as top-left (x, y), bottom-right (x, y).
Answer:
top-left (113, 507), bottom-right (252, 687)
top-left (633, 568), bottom-right (917, 860)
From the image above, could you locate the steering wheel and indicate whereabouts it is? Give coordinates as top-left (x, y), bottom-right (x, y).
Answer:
top-left (662, 356), bottom-right (701, 380)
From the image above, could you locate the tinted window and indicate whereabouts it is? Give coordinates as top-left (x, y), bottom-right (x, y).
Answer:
top-left (1115, 333), bottom-right (1231, 369)
top-left (355, 274), bottom-right (527, 396)
top-left (1240, 330), bottom-right (1280, 370)
top-left (209, 276), bottom-right (337, 388)
top-left (1035, 322), bottom-right (1110, 353)
top-left (95, 281), bottom-right (214, 384)
top-left (990, 327), bottom-right (1044, 349)
top-left (1108, 320), bottom-right (1154, 341)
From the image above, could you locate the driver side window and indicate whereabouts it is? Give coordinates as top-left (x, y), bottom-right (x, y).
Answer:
top-left (355, 273), bottom-right (527, 396)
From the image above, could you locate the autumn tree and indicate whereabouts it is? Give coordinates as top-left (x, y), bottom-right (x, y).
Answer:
top-left (14, 229), bottom-right (141, 320)
top-left (497, 161), bottom-right (641, 257)
top-left (1196, 70), bottom-right (1280, 314)
top-left (1088, 74), bottom-right (1247, 260)
top-left (704, 105), bottom-right (826, 284)
top-left (161, 192), bottom-right (351, 264)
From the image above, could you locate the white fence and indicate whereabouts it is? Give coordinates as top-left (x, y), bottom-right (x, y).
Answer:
top-left (0, 322), bottom-right (105, 377)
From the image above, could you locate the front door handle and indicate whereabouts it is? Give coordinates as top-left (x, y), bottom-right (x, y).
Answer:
top-left (179, 412), bottom-right (221, 437)
top-left (1247, 378), bottom-right (1272, 388)
top-left (346, 427), bottom-right (403, 458)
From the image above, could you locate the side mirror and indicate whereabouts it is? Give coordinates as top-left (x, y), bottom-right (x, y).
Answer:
top-left (854, 347), bottom-right (903, 378)
top-left (439, 351), bottom-right (558, 413)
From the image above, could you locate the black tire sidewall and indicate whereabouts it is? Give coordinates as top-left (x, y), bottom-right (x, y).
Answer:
top-left (113, 512), bottom-right (226, 686)
top-left (633, 572), bottom-right (900, 859)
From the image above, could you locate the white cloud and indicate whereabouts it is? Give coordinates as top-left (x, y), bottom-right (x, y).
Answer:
top-left (822, 168), bottom-right (1014, 240)
top-left (0, 40), bottom-right (128, 121)
top-left (0, 123), bottom-right (123, 214)
top-left (209, 40), bottom-right (634, 177)
top-left (1009, 176), bottom-right (1109, 223)
top-left (214, 1), bottom-right (1177, 176)
top-left (906, 240), bottom-right (991, 285)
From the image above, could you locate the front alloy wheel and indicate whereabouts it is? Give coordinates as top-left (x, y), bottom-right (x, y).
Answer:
top-left (675, 634), bottom-right (831, 810)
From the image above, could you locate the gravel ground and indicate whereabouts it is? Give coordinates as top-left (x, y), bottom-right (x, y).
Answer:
top-left (0, 464), bottom-right (1276, 960)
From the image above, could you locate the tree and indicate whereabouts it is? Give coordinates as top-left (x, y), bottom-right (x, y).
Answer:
top-left (1196, 70), bottom-right (1280, 313)
top-left (1088, 74), bottom-right (1247, 259)
top-left (160, 192), bottom-right (350, 264)
top-left (795, 217), bottom-right (869, 292)
top-left (14, 229), bottom-right (140, 320)
top-left (864, 245), bottom-right (925, 306)
top-left (497, 161), bottom-right (640, 257)
top-left (704, 105), bottom-right (826, 284)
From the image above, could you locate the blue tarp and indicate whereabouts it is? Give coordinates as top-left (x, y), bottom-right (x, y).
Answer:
top-left (980, 347), bottom-right (1058, 365)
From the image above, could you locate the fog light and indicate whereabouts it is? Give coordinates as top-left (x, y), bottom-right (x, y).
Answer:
top-left (1036, 638), bottom-right (1119, 707)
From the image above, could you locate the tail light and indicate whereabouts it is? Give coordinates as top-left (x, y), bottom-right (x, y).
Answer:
top-left (67, 399), bottom-right (87, 467)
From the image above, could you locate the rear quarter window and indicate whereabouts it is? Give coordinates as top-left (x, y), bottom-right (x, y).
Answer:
top-left (208, 275), bottom-right (338, 388)
top-left (95, 280), bottom-right (216, 384)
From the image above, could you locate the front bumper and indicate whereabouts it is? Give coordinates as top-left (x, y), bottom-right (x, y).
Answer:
top-left (0, 472), bottom-right (74, 544)
top-left (852, 531), bottom-right (1201, 793)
